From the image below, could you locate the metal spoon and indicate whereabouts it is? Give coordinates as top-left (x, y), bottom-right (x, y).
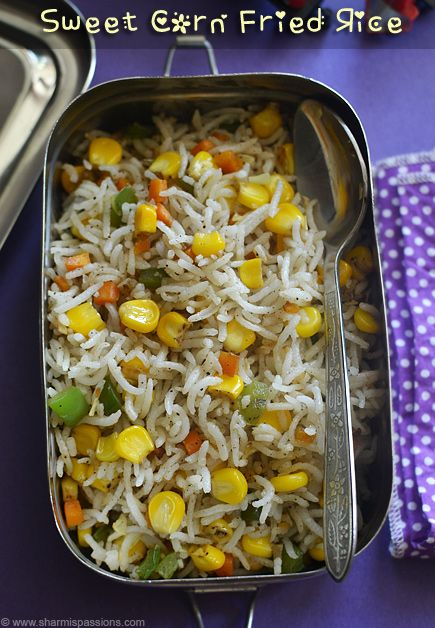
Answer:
top-left (293, 100), bottom-right (368, 582)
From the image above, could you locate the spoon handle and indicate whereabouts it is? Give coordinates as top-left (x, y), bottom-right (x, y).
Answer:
top-left (323, 254), bottom-right (357, 582)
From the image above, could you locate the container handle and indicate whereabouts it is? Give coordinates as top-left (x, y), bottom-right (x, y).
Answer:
top-left (164, 36), bottom-right (219, 77)
top-left (188, 590), bottom-right (257, 628)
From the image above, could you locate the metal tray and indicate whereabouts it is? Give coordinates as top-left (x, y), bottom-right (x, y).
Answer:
top-left (41, 35), bottom-right (393, 624)
top-left (0, 0), bottom-right (95, 250)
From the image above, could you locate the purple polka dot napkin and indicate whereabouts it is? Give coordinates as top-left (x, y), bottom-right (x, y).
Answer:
top-left (375, 150), bottom-right (435, 558)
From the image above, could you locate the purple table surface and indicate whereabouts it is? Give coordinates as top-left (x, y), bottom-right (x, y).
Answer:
top-left (2, 0), bottom-right (435, 625)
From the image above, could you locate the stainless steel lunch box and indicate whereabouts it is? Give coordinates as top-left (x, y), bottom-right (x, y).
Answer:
top-left (41, 36), bottom-right (393, 625)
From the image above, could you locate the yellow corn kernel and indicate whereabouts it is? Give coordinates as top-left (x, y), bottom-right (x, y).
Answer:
top-left (339, 259), bottom-right (353, 287)
top-left (354, 307), bottom-right (380, 334)
top-left (277, 143), bottom-right (294, 175)
top-left (239, 258), bottom-right (263, 290)
top-left (265, 174), bottom-right (295, 203)
top-left (188, 151), bottom-right (214, 180)
top-left (135, 204), bottom-right (157, 234)
top-left (66, 302), bottom-right (106, 337)
top-left (238, 182), bottom-right (269, 210)
top-left (209, 374), bottom-right (244, 400)
top-left (115, 425), bottom-right (154, 464)
top-left (271, 471), bottom-right (309, 493)
top-left (345, 245), bottom-right (374, 280)
top-left (148, 490), bottom-right (185, 535)
top-left (296, 306), bottom-right (322, 338)
top-left (264, 202), bottom-right (307, 235)
top-left (149, 151), bottom-right (181, 178)
top-left (260, 409), bottom-right (292, 432)
top-left (192, 232), bottom-right (225, 257)
top-left (96, 433), bottom-right (120, 462)
top-left (71, 459), bottom-right (93, 484)
top-left (73, 424), bottom-right (101, 456)
top-left (157, 311), bottom-right (190, 350)
top-left (211, 467), bottom-right (248, 505)
top-left (241, 534), bottom-right (273, 558)
top-left (88, 137), bottom-right (123, 166)
top-left (61, 477), bottom-right (78, 502)
top-left (129, 539), bottom-right (147, 561)
top-left (204, 518), bottom-right (233, 544)
top-left (92, 478), bottom-right (110, 493)
top-left (77, 526), bottom-right (92, 547)
top-left (61, 166), bottom-right (85, 194)
top-left (295, 425), bottom-right (316, 444)
top-left (121, 356), bottom-right (149, 382)
top-left (309, 542), bottom-right (325, 562)
top-left (119, 299), bottom-right (160, 334)
top-left (250, 107), bottom-right (282, 139)
top-left (224, 320), bottom-right (256, 354)
top-left (191, 544), bottom-right (225, 572)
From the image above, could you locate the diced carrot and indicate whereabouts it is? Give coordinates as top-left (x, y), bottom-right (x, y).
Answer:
top-left (183, 430), bottom-right (204, 455)
top-left (149, 179), bottom-right (168, 203)
top-left (54, 276), bottom-right (70, 292)
top-left (93, 281), bottom-right (120, 305)
top-left (134, 234), bottom-right (151, 255)
top-left (64, 499), bottom-right (84, 528)
top-left (213, 151), bottom-right (243, 174)
top-left (295, 425), bottom-right (316, 444)
top-left (184, 246), bottom-right (196, 261)
top-left (284, 302), bottom-right (300, 314)
top-left (116, 177), bottom-right (130, 191)
top-left (156, 203), bottom-right (173, 226)
top-left (219, 352), bottom-right (240, 377)
top-left (64, 252), bottom-right (91, 272)
top-left (191, 139), bottom-right (214, 156)
top-left (211, 131), bottom-right (230, 142)
top-left (215, 553), bottom-right (234, 577)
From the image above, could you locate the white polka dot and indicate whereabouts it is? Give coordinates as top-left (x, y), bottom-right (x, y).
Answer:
top-left (423, 205), bottom-right (432, 216)
top-left (409, 196), bottom-right (419, 205)
top-left (404, 478), bottom-right (414, 488)
top-left (425, 226), bottom-right (434, 237)
top-left (400, 206), bottom-right (409, 217)
top-left (414, 306), bottom-right (423, 315)
top-left (388, 176), bottom-right (397, 186)
top-left (420, 185), bottom-right (430, 195)
top-left (405, 330), bottom-right (413, 338)
top-left (423, 504), bottom-right (431, 513)
top-left (391, 320), bottom-right (400, 329)
top-left (422, 414), bottom-right (431, 423)
top-left (412, 215), bottom-right (422, 226)
top-left (406, 267), bottom-right (416, 277)
top-left (410, 289), bottom-right (418, 298)
top-left (402, 457), bottom-right (411, 467)
top-left (408, 502), bottom-right (418, 511)
top-left (405, 403), bottom-right (413, 412)
top-left (422, 390), bottom-right (430, 399)
top-left (379, 189), bottom-right (389, 198)
top-left (389, 300), bottom-right (397, 309)
top-left (385, 228), bottom-right (394, 238)
top-left (398, 167), bottom-right (408, 175)
top-left (419, 278), bottom-right (429, 288)
top-left (397, 339), bottom-right (406, 348)
top-left (404, 246), bottom-right (414, 257)
top-left (411, 446), bottom-right (421, 455)
top-left (428, 316), bottom-right (435, 325)
top-left (383, 208), bottom-right (392, 218)
top-left (427, 537), bottom-right (435, 544)
top-left (413, 522), bottom-right (423, 532)
top-left (392, 270), bottom-right (402, 280)
top-left (417, 258), bottom-right (426, 267)
top-left (404, 381), bottom-right (413, 390)
top-left (428, 248), bottom-right (435, 257)
top-left (421, 369), bottom-right (430, 378)
top-left (389, 249), bottom-right (398, 259)
top-left (416, 467), bottom-right (424, 476)
top-left (423, 298), bottom-right (432, 308)
top-left (417, 325), bottom-right (427, 334)
top-left (378, 168), bottom-right (386, 178)
top-left (425, 456), bottom-right (434, 466)
top-left (414, 236), bottom-right (424, 247)
top-left (422, 436), bottom-right (431, 446)
top-left (407, 424), bottom-right (418, 434)
top-left (410, 550), bottom-right (420, 557)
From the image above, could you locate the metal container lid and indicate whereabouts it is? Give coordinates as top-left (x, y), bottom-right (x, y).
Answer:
top-left (0, 0), bottom-right (95, 250)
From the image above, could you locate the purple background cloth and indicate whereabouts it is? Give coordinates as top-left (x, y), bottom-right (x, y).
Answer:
top-left (376, 152), bottom-right (435, 558)
top-left (1, 0), bottom-right (435, 626)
